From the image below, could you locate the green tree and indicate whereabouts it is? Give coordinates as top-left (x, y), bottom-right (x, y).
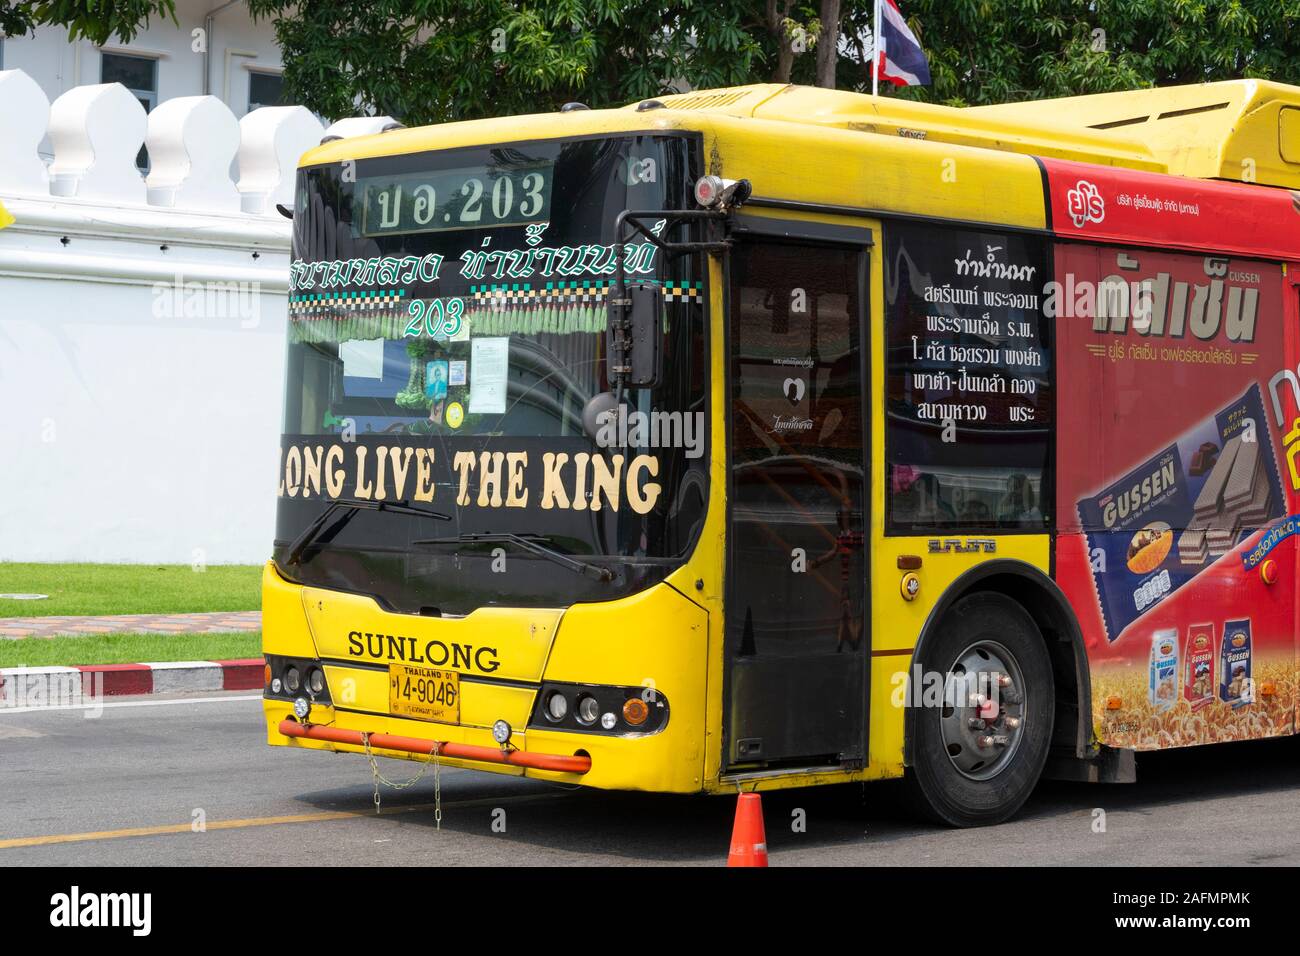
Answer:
top-left (242, 0), bottom-right (775, 124)
top-left (884, 0), bottom-right (1300, 106)
top-left (1, 0), bottom-right (175, 44)
top-left (10, 0), bottom-right (1300, 121)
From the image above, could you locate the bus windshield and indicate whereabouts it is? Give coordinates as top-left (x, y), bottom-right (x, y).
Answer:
top-left (274, 133), bottom-right (708, 614)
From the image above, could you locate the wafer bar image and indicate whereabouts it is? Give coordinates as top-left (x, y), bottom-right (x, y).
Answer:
top-left (1178, 526), bottom-right (1209, 565)
top-left (1191, 437), bottom-right (1239, 520)
top-left (1188, 442), bottom-right (1220, 476)
top-left (1221, 437), bottom-right (1260, 510)
top-left (1179, 437), bottom-right (1237, 564)
top-left (1235, 477), bottom-right (1273, 530)
top-left (1203, 436), bottom-right (1275, 555)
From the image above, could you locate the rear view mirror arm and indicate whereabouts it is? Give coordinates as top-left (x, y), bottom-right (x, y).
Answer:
top-left (608, 209), bottom-right (731, 392)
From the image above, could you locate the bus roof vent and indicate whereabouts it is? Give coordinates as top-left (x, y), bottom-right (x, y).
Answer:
top-left (965, 80), bottom-right (1300, 189)
top-left (642, 85), bottom-right (788, 117)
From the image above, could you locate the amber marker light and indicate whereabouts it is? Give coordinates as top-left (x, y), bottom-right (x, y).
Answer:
top-left (1260, 559), bottom-right (1279, 585)
top-left (264, 663), bottom-right (272, 686)
top-left (623, 698), bottom-right (650, 726)
top-left (1106, 695), bottom-right (1123, 710)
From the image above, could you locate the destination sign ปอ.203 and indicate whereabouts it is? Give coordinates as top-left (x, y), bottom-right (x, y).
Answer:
top-left (355, 164), bottom-right (554, 236)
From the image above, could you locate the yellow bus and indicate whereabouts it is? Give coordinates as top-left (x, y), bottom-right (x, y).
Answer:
top-left (264, 80), bottom-right (1300, 826)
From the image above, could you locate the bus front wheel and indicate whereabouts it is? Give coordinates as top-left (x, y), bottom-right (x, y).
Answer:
top-left (904, 592), bottom-right (1055, 827)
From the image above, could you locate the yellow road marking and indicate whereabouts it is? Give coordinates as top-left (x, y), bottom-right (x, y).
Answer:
top-left (0, 792), bottom-right (565, 850)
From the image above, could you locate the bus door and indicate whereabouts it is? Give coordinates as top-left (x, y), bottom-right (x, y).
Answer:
top-left (724, 225), bottom-right (870, 770)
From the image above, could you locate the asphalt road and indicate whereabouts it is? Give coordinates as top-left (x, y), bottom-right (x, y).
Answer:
top-left (2, 691), bottom-right (1298, 866)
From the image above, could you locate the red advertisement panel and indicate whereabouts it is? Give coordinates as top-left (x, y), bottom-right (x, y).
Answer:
top-left (1053, 239), bottom-right (1298, 750)
top-left (1041, 157), bottom-right (1300, 260)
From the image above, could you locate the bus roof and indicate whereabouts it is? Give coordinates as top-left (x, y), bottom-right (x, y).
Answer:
top-left (650, 80), bottom-right (1300, 190)
top-left (303, 80), bottom-right (1300, 192)
top-left (296, 81), bottom-right (1300, 257)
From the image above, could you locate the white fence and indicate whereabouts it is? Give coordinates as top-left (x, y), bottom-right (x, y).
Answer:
top-left (0, 68), bottom-right (391, 564)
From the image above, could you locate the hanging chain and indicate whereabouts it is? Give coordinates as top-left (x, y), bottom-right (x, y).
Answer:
top-left (434, 746), bottom-right (442, 830)
top-left (361, 731), bottom-right (442, 828)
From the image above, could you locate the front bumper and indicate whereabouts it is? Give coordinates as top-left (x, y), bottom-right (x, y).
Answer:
top-left (278, 718), bottom-right (592, 774)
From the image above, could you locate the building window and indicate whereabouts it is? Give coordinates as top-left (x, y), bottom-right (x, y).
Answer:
top-left (101, 52), bottom-right (158, 171)
top-left (248, 71), bottom-right (285, 112)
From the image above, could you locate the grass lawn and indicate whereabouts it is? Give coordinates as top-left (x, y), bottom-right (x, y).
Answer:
top-left (0, 563), bottom-right (262, 618)
top-left (0, 631), bottom-right (262, 667)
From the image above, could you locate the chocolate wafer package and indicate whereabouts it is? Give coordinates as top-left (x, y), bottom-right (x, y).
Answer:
top-left (1184, 623), bottom-right (1215, 711)
top-left (1219, 619), bottom-right (1253, 709)
top-left (1148, 629), bottom-right (1179, 712)
top-left (1078, 384), bottom-right (1284, 641)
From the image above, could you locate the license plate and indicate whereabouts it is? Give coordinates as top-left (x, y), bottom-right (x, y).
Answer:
top-left (388, 665), bottom-right (460, 724)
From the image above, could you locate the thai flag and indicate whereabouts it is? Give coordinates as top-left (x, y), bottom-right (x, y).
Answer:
top-left (874, 0), bottom-right (931, 88)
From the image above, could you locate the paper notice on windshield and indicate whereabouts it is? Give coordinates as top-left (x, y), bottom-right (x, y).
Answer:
top-left (339, 338), bottom-right (384, 379)
top-left (469, 337), bottom-right (509, 414)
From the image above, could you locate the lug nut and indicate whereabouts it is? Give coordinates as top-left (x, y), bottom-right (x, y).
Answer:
top-left (967, 717), bottom-right (986, 729)
top-left (997, 673), bottom-right (1013, 688)
top-left (1005, 716), bottom-right (1022, 729)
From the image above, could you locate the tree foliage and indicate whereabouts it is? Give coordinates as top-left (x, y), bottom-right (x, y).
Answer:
top-left (241, 0), bottom-right (774, 124)
top-left (887, 0), bottom-right (1300, 107)
top-left (13, 0), bottom-right (1300, 121)
top-left (2, 0), bottom-right (175, 44)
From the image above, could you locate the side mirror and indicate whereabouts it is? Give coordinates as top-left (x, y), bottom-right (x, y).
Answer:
top-left (582, 391), bottom-right (622, 445)
top-left (607, 281), bottom-right (662, 389)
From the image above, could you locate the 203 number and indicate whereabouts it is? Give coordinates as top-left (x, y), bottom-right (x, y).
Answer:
top-left (405, 298), bottom-right (465, 338)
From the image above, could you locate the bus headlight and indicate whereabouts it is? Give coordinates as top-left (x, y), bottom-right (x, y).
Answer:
top-left (293, 697), bottom-right (311, 719)
top-left (530, 682), bottom-right (669, 736)
top-left (492, 720), bottom-right (512, 745)
top-left (265, 656), bottom-right (333, 706)
top-left (545, 691), bottom-right (568, 722)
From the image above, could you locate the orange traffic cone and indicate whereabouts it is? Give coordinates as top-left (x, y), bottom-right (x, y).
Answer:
top-left (727, 792), bottom-right (768, 867)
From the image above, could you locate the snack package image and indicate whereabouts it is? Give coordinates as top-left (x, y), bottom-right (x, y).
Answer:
top-left (1184, 623), bottom-right (1216, 711)
top-left (1077, 383), bottom-right (1284, 641)
top-left (1219, 619), bottom-right (1254, 708)
top-left (1148, 629), bottom-right (1179, 711)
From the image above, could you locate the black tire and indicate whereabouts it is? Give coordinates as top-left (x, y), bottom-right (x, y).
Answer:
top-left (904, 591), bottom-right (1054, 827)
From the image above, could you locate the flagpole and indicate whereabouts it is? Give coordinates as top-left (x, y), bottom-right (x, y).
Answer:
top-left (872, 0), bottom-right (881, 97)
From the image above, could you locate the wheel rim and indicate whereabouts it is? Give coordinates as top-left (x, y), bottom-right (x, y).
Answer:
top-left (938, 640), bottom-right (1027, 781)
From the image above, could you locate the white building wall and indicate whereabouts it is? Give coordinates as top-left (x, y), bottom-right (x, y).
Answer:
top-left (0, 67), bottom-right (392, 564)
top-left (1, 0), bottom-right (288, 161)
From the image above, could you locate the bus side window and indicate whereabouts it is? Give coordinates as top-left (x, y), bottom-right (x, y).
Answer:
top-left (883, 222), bottom-right (1052, 535)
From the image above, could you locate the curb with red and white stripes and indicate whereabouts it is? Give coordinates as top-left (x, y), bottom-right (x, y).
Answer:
top-left (0, 658), bottom-right (262, 703)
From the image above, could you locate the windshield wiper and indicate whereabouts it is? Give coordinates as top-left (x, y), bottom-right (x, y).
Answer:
top-left (413, 532), bottom-right (614, 582)
top-left (285, 498), bottom-right (451, 566)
